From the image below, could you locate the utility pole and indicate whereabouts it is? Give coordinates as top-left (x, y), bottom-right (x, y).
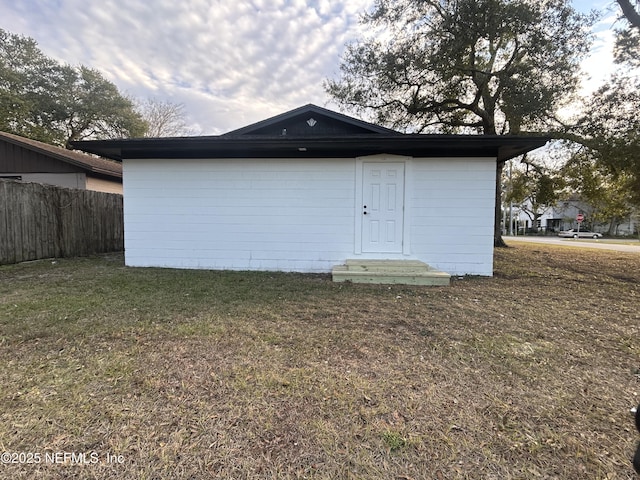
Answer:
top-left (509, 160), bottom-right (514, 236)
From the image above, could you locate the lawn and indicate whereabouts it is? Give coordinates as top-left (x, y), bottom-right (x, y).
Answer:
top-left (0, 244), bottom-right (638, 479)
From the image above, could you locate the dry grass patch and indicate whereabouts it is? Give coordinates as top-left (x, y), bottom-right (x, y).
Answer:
top-left (0, 245), bottom-right (639, 479)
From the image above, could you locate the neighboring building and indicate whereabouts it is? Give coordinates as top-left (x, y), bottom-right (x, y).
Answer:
top-left (0, 131), bottom-right (122, 194)
top-left (72, 104), bottom-right (548, 276)
top-left (510, 197), bottom-right (638, 236)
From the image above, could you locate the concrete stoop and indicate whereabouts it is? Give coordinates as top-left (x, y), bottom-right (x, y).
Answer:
top-left (332, 259), bottom-right (450, 286)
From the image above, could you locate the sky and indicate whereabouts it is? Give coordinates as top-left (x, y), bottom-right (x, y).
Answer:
top-left (0, 0), bottom-right (627, 135)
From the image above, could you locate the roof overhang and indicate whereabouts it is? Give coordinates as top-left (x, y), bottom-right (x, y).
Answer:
top-left (1, 131), bottom-right (122, 180)
top-left (71, 134), bottom-right (549, 163)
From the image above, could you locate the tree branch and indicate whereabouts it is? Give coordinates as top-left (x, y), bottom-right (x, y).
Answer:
top-left (617, 0), bottom-right (640, 30)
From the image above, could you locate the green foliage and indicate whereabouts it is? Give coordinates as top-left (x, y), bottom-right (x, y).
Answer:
top-left (0, 28), bottom-right (147, 146)
top-left (381, 430), bottom-right (407, 451)
top-left (326, 0), bottom-right (596, 135)
top-left (561, 1), bottom-right (640, 213)
top-left (504, 159), bottom-right (561, 227)
top-left (561, 145), bottom-right (635, 230)
top-left (0, 29), bottom-right (61, 143)
top-left (575, 74), bottom-right (640, 208)
top-left (57, 65), bottom-right (148, 142)
top-left (614, 27), bottom-right (640, 67)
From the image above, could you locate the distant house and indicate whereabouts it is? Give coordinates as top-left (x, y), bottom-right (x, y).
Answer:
top-left (511, 197), bottom-right (638, 236)
top-left (0, 131), bottom-right (122, 194)
top-left (72, 104), bottom-right (548, 276)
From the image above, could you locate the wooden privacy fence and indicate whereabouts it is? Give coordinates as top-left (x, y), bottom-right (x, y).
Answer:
top-left (0, 180), bottom-right (124, 264)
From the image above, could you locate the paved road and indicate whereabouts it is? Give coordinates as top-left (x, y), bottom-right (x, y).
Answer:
top-left (504, 236), bottom-right (640, 253)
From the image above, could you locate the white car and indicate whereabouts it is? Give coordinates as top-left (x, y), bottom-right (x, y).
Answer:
top-left (557, 229), bottom-right (603, 239)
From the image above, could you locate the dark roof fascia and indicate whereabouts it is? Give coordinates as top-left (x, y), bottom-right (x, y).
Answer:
top-left (86, 170), bottom-right (124, 182)
top-left (0, 131), bottom-right (122, 179)
top-left (71, 134), bottom-right (550, 163)
top-left (222, 104), bottom-right (400, 136)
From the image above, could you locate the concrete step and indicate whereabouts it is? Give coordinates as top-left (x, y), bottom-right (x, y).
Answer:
top-left (332, 259), bottom-right (450, 286)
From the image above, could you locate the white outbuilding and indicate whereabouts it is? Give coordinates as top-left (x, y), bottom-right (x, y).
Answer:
top-left (73, 104), bottom-right (548, 282)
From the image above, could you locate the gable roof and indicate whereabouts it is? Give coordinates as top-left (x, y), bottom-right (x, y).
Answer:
top-left (223, 104), bottom-right (400, 136)
top-left (70, 105), bottom-right (549, 163)
top-left (0, 131), bottom-right (122, 179)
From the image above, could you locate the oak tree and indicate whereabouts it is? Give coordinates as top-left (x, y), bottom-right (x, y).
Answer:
top-left (566, 0), bottom-right (640, 224)
top-left (561, 145), bottom-right (635, 235)
top-left (326, 0), bottom-right (596, 246)
top-left (505, 159), bottom-right (560, 233)
top-left (0, 28), bottom-right (147, 146)
top-left (614, 0), bottom-right (640, 66)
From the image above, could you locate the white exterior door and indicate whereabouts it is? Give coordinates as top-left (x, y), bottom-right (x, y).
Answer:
top-left (361, 162), bottom-right (405, 253)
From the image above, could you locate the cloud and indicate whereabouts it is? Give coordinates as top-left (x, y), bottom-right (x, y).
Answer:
top-left (2, 0), bottom-right (620, 135)
top-left (0, 0), bottom-right (371, 134)
top-left (579, 12), bottom-right (621, 96)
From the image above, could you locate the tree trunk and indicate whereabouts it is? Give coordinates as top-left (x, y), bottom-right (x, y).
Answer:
top-left (494, 161), bottom-right (508, 247)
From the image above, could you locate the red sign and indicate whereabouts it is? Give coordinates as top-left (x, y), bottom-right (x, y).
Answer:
top-left (576, 213), bottom-right (584, 223)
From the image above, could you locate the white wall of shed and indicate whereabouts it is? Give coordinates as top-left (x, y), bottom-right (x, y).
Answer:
top-left (408, 157), bottom-right (496, 276)
top-left (122, 156), bottom-right (496, 275)
top-left (123, 158), bottom-right (356, 272)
